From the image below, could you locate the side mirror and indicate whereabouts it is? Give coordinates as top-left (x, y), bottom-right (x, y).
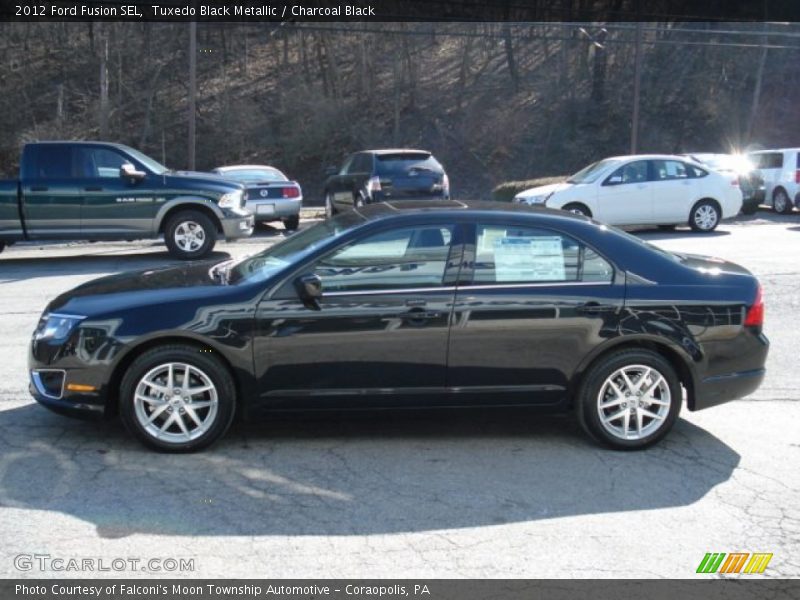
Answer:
top-left (295, 273), bottom-right (322, 310)
top-left (324, 166), bottom-right (338, 177)
top-left (605, 175), bottom-right (623, 185)
top-left (120, 163), bottom-right (146, 182)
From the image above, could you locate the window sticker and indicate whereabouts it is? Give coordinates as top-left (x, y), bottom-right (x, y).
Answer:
top-left (493, 236), bottom-right (565, 282)
top-left (478, 227), bottom-right (508, 255)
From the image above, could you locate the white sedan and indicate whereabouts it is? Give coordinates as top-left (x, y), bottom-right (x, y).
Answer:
top-left (514, 154), bottom-right (743, 232)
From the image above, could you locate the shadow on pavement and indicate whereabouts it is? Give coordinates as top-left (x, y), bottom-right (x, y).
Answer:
top-left (0, 403), bottom-right (739, 538)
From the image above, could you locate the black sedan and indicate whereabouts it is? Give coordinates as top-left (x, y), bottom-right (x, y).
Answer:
top-left (29, 201), bottom-right (768, 452)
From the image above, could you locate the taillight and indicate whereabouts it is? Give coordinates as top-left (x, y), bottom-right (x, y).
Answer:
top-left (367, 176), bottom-right (382, 194)
top-left (795, 169), bottom-right (800, 184)
top-left (744, 284), bottom-right (764, 327)
top-left (281, 187), bottom-right (300, 199)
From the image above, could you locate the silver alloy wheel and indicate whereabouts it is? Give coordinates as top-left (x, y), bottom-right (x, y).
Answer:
top-left (774, 190), bottom-right (789, 213)
top-left (133, 362), bottom-right (219, 443)
top-left (693, 204), bottom-right (718, 231)
top-left (596, 364), bottom-right (671, 441)
top-left (174, 221), bottom-right (206, 252)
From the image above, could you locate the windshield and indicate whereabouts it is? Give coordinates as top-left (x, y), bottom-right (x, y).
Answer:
top-left (566, 159), bottom-right (621, 184)
top-left (226, 211), bottom-right (367, 284)
top-left (121, 146), bottom-right (169, 175)
top-left (219, 168), bottom-right (287, 183)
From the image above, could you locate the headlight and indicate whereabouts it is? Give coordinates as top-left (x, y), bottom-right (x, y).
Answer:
top-left (218, 190), bottom-right (243, 208)
top-left (515, 195), bottom-right (547, 205)
top-left (34, 313), bottom-right (86, 341)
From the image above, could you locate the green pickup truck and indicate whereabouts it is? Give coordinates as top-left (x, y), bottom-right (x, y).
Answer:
top-left (0, 141), bottom-right (254, 259)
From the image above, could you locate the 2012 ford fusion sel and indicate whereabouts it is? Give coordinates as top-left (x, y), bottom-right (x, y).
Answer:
top-left (29, 201), bottom-right (768, 452)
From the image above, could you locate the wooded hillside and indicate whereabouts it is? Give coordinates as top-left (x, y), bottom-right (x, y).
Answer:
top-left (1, 21), bottom-right (798, 202)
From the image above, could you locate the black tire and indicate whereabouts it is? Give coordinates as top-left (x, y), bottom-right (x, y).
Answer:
top-left (164, 210), bottom-right (217, 260)
top-left (324, 192), bottom-right (336, 219)
top-left (119, 344), bottom-right (236, 452)
top-left (562, 203), bottom-right (591, 217)
top-left (282, 215), bottom-right (300, 231)
top-left (576, 349), bottom-right (681, 450)
top-left (773, 188), bottom-right (792, 214)
top-left (0, 241), bottom-right (5, 254)
top-left (740, 203), bottom-right (758, 216)
top-left (689, 199), bottom-right (721, 233)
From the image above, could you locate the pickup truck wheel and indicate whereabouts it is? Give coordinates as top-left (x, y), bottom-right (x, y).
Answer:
top-left (165, 210), bottom-right (216, 260)
top-left (282, 215), bottom-right (300, 231)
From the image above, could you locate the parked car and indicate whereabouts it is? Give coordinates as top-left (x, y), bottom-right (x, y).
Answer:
top-left (746, 148), bottom-right (800, 214)
top-left (514, 154), bottom-right (742, 232)
top-left (681, 153), bottom-right (765, 215)
top-left (322, 149), bottom-right (449, 217)
top-left (0, 141), bottom-right (254, 259)
top-left (211, 164), bottom-right (302, 231)
top-left (29, 200), bottom-right (767, 452)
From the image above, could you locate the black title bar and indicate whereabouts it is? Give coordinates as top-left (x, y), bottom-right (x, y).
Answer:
top-left (3, 0), bottom-right (800, 22)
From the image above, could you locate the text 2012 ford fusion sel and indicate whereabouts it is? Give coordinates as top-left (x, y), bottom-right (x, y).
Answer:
top-left (29, 201), bottom-right (768, 452)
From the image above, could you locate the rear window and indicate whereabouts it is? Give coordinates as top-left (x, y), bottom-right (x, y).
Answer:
top-left (376, 153), bottom-right (443, 176)
top-left (219, 168), bottom-right (287, 183)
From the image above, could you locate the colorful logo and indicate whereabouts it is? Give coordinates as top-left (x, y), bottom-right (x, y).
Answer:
top-left (696, 552), bottom-right (773, 574)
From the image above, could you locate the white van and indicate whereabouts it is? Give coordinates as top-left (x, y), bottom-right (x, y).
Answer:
top-left (747, 148), bottom-right (800, 214)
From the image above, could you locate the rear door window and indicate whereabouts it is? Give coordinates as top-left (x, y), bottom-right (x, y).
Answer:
top-left (472, 225), bottom-right (613, 284)
top-left (651, 160), bottom-right (690, 181)
top-left (22, 145), bottom-right (74, 180)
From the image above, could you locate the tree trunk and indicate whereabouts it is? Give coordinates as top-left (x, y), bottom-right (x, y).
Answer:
top-left (503, 23), bottom-right (519, 92)
top-left (98, 27), bottom-right (110, 138)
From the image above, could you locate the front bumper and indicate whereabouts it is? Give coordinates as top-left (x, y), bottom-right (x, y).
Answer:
top-left (245, 197), bottom-right (302, 221)
top-left (220, 209), bottom-right (255, 239)
top-left (29, 369), bottom-right (106, 419)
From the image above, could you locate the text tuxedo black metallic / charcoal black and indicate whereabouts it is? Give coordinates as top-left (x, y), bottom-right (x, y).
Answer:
top-left (29, 201), bottom-right (768, 451)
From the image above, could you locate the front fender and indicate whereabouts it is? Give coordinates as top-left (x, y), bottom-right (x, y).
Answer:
top-left (154, 196), bottom-right (225, 231)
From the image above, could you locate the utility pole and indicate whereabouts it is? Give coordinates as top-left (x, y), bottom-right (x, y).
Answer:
top-left (630, 19), bottom-right (643, 154)
top-left (188, 20), bottom-right (197, 170)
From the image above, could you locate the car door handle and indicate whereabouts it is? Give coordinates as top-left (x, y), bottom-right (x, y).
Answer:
top-left (30, 186), bottom-right (48, 192)
top-left (84, 186), bottom-right (103, 191)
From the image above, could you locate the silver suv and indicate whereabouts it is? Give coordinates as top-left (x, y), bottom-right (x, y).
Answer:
top-left (747, 148), bottom-right (800, 214)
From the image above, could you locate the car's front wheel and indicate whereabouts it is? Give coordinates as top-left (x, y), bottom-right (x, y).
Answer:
top-left (119, 345), bottom-right (236, 452)
top-left (576, 349), bottom-right (681, 450)
top-left (561, 203), bottom-right (592, 217)
top-left (689, 200), bottom-right (721, 232)
top-left (324, 193), bottom-right (336, 219)
top-left (164, 210), bottom-right (216, 259)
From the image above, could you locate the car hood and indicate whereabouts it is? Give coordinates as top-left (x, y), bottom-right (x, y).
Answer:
top-left (46, 261), bottom-right (234, 317)
top-left (517, 182), bottom-right (573, 198)
top-left (165, 171), bottom-right (244, 193)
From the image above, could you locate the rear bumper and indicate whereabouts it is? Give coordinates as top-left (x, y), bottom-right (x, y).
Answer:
top-left (245, 198), bottom-right (302, 220)
top-left (691, 368), bottom-right (766, 411)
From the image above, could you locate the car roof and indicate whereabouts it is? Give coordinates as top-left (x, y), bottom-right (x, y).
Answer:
top-left (601, 154), bottom-right (701, 161)
top-left (25, 140), bottom-right (132, 150)
top-left (360, 148), bottom-right (432, 156)
top-left (352, 199), bottom-right (592, 225)
top-left (747, 148), bottom-right (800, 153)
top-left (213, 165), bottom-right (281, 171)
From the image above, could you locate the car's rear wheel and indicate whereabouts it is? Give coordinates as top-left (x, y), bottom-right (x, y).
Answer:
top-left (576, 349), bottom-right (681, 450)
top-left (164, 210), bottom-right (216, 259)
top-left (324, 193), bottom-right (336, 219)
top-left (561, 203), bottom-right (591, 217)
top-left (120, 345), bottom-right (236, 452)
top-left (282, 215), bottom-right (300, 231)
top-left (773, 188), bottom-right (792, 214)
top-left (689, 200), bottom-right (721, 232)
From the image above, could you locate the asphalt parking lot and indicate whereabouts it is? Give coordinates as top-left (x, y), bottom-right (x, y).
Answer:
top-left (0, 211), bottom-right (798, 578)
